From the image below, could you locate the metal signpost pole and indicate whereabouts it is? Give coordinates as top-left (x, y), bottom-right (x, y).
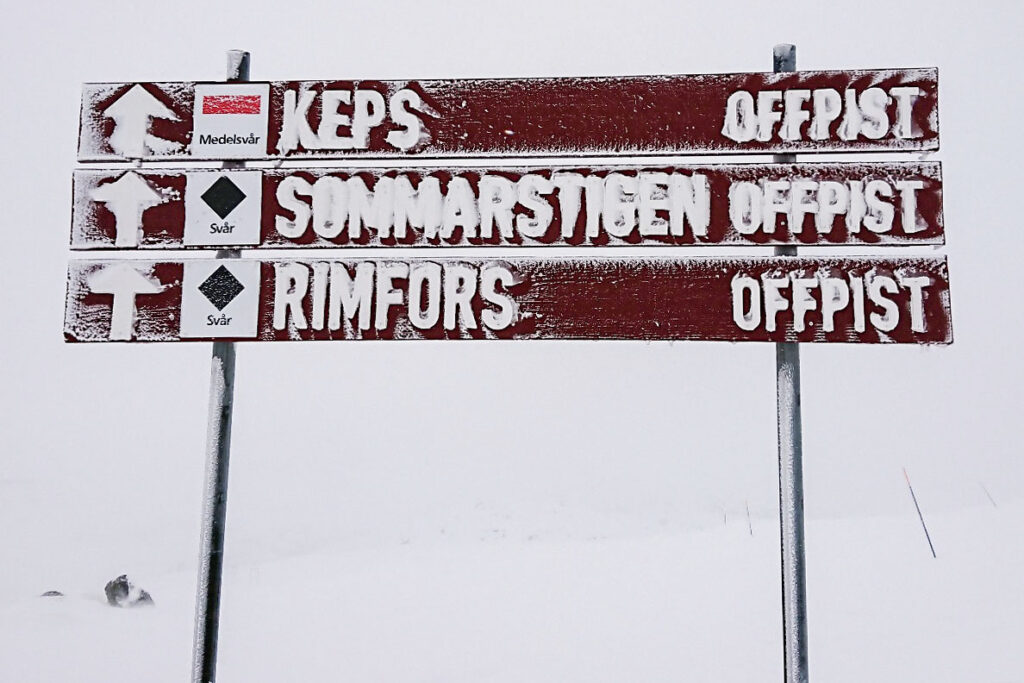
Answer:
top-left (191, 48), bottom-right (249, 683)
top-left (772, 43), bottom-right (809, 683)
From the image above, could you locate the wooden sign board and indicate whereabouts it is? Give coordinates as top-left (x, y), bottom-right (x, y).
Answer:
top-left (70, 162), bottom-right (944, 250)
top-left (65, 257), bottom-right (952, 344)
top-left (78, 69), bottom-right (939, 161)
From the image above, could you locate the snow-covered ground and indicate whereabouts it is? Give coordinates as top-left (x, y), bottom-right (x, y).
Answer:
top-left (2, 500), bottom-right (1019, 682)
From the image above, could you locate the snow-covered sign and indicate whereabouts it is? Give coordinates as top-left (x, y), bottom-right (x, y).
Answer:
top-left (64, 256), bottom-right (952, 344)
top-left (70, 162), bottom-right (944, 249)
top-left (77, 70), bottom-right (939, 161)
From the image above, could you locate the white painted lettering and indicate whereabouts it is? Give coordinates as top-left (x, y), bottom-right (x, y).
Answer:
top-left (386, 89), bottom-right (424, 150)
top-left (552, 173), bottom-right (585, 239)
top-left (329, 262), bottom-right (374, 331)
top-left (603, 173), bottom-right (638, 238)
top-left (791, 276), bottom-right (818, 333)
top-left (810, 89), bottom-right (842, 140)
top-left (273, 263), bottom-right (309, 330)
top-left (394, 175), bottom-right (443, 240)
top-left (638, 172), bottom-right (671, 236)
top-left (275, 176), bottom-right (313, 239)
top-left (311, 176), bottom-right (347, 239)
top-left (351, 90), bottom-right (386, 149)
top-left (408, 261), bottom-right (442, 329)
top-left (722, 91), bottom-right (757, 142)
top-left (890, 86), bottom-right (922, 139)
top-left (896, 180), bottom-right (926, 233)
top-left (762, 276), bottom-right (790, 333)
top-left (374, 262), bottom-right (409, 331)
top-left (480, 265), bottom-right (517, 330)
top-left (277, 90), bottom-right (318, 154)
top-left (731, 275), bottom-right (761, 331)
top-left (781, 89), bottom-right (811, 141)
top-left (868, 274), bottom-right (900, 331)
top-left (317, 90), bottom-right (354, 150)
top-left (730, 181), bottom-right (762, 235)
top-left (478, 175), bottom-right (516, 240)
top-left (669, 173), bottom-right (711, 237)
top-left (898, 275), bottom-right (930, 332)
top-left (516, 174), bottom-right (554, 239)
top-left (820, 277), bottom-right (850, 333)
top-left (443, 264), bottom-right (478, 331)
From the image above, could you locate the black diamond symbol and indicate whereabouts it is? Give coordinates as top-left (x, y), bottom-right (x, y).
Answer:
top-left (201, 176), bottom-right (246, 219)
top-left (199, 265), bottom-right (245, 311)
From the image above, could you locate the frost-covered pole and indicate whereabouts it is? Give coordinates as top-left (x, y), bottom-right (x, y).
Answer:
top-left (191, 48), bottom-right (248, 683)
top-left (773, 43), bottom-right (809, 683)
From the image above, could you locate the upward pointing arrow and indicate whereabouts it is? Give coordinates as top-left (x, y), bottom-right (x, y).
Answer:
top-left (103, 84), bottom-right (181, 158)
top-left (90, 172), bottom-right (166, 247)
top-left (87, 264), bottom-right (163, 340)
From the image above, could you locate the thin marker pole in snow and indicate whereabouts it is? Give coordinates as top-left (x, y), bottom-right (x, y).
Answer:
top-left (746, 500), bottom-right (753, 537)
top-left (980, 482), bottom-right (998, 509)
top-left (191, 49), bottom-right (248, 683)
top-left (903, 468), bottom-right (936, 558)
top-left (772, 43), bottom-right (810, 683)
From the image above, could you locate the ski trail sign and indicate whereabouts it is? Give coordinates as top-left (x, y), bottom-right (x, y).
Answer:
top-left (70, 162), bottom-right (944, 250)
top-left (77, 69), bottom-right (939, 161)
top-left (67, 48), bottom-right (953, 683)
top-left (64, 256), bottom-right (952, 344)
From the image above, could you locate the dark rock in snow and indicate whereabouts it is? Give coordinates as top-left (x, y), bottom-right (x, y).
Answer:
top-left (40, 590), bottom-right (63, 597)
top-left (104, 575), bottom-right (154, 607)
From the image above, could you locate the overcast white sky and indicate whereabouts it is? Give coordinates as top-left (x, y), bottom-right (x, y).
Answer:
top-left (1, 0), bottom-right (1020, 621)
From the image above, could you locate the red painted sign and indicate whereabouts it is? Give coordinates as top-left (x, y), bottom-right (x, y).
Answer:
top-left (64, 257), bottom-right (952, 344)
top-left (70, 162), bottom-right (943, 250)
top-left (78, 69), bottom-right (939, 161)
top-left (202, 95), bottom-right (261, 115)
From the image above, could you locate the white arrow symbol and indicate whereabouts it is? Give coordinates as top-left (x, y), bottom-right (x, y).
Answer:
top-left (90, 172), bottom-right (166, 248)
top-left (87, 264), bottom-right (164, 340)
top-left (102, 84), bottom-right (181, 158)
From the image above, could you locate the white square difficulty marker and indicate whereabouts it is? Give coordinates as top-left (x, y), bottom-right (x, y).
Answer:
top-left (184, 170), bottom-right (262, 246)
top-left (179, 260), bottom-right (260, 339)
top-left (191, 83), bottom-right (270, 158)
